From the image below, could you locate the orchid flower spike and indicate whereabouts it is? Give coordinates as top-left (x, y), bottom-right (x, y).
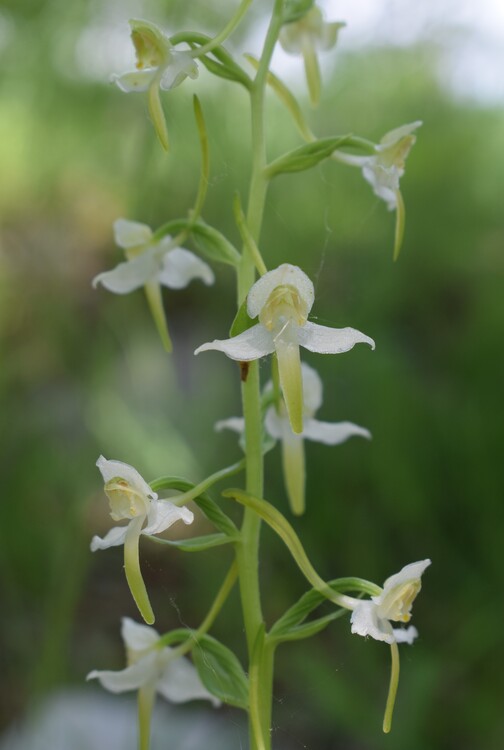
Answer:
top-left (279, 6), bottom-right (345, 106)
top-left (350, 559), bottom-right (431, 645)
top-left (93, 219), bottom-right (214, 351)
top-left (88, 618), bottom-right (218, 750)
top-left (217, 363), bottom-right (370, 515)
top-left (334, 122), bottom-right (422, 259)
top-left (196, 263), bottom-right (374, 434)
top-left (111, 19), bottom-right (198, 151)
top-left (91, 457), bottom-right (194, 624)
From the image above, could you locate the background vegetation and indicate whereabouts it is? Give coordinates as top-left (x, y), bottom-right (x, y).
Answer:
top-left (1, 1), bottom-right (503, 748)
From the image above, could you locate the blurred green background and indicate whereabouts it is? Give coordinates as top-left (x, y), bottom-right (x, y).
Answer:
top-left (1, 0), bottom-right (503, 748)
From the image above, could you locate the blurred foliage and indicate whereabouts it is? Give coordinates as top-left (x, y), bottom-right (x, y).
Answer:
top-left (1, 1), bottom-right (503, 749)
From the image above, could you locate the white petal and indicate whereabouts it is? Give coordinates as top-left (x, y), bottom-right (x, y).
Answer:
top-left (160, 51), bottom-right (199, 90)
top-left (350, 602), bottom-right (395, 644)
top-left (158, 247), bottom-right (214, 289)
top-left (318, 21), bottom-right (345, 51)
top-left (247, 264), bottom-right (314, 319)
top-left (112, 69), bottom-right (158, 93)
top-left (142, 499), bottom-right (194, 537)
top-left (87, 653), bottom-right (159, 693)
top-left (96, 456), bottom-right (157, 500)
top-left (264, 408), bottom-right (284, 440)
top-left (194, 324), bottom-right (275, 361)
top-left (121, 617), bottom-right (160, 652)
top-left (90, 525), bottom-right (129, 551)
top-left (298, 322), bottom-right (375, 354)
top-left (113, 219), bottom-right (153, 249)
top-left (157, 651), bottom-right (220, 706)
top-left (92, 249), bottom-right (161, 294)
top-left (380, 121), bottom-right (422, 147)
top-left (300, 362), bottom-right (323, 415)
top-left (215, 417), bottom-right (245, 434)
top-left (382, 560), bottom-right (431, 594)
top-left (362, 164), bottom-right (400, 209)
top-left (393, 625), bottom-right (418, 645)
top-left (302, 418), bottom-right (371, 445)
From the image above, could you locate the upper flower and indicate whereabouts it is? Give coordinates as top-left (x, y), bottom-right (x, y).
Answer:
top-left (350, 559), bottom-right (431, 644)
top-left (111, 19), bottom-right (199, 150)
top-left (196, 263), bottom-right (374, 434)
top-left (93, 219), bottom-right (214, 351)
top-left (279, 6), bottom-right (345, 105)
top-left (88, 618), bottom-right (218, 749)
top-left (217, 363), bottom-right (370, 514)
top-left (91, 456), bottom-right (194, 624)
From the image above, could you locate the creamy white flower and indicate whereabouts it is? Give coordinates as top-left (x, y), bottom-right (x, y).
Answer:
top-left (91, 457), bottom-right (193, 624)
top-left (196, 263), bottom-right (374, 434)
top-left (93, 219), bottom-right (214, 295)
top-left (88, 618), bottom-right (218, 704)
top-left (88, 618), bottom-right (218, 749)
top-left (279, 6), bottom-right (345, 105)
top-left (350, 559), bottom-right (431, 644)
top-left (217, 363), bottom-right (370, 515)
top-left (336, 122), bottom-right (422, 211)
top-left (112, 19), bottom-right (198, 150)
top-left (93, 219), bottom-right (214, 351)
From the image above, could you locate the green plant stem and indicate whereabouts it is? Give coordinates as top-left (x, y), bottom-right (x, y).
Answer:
top-left (188, 0), bottom-right (253, 58)
top-left (157, 561), bottom-right (238, 656)
top-left (232, 3), bottom-right (285, 749)
top-left (156, 459), bottom-right (245, 505)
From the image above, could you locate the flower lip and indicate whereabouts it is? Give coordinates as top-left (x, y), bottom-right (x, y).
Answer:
top-left (247, 264), bottom-right (314, 320)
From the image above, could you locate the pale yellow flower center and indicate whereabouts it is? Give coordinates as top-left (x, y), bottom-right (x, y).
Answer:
top-left (258, 285), bottom-right (309, 333)
top-left (379, 135), bottom-right (416, 171)
top-left (105, 477), bottom-right (150, 521)
top-left (131, 29), bottom-right (167, 70)
top-left (378, 580), bottom-right (421, 623)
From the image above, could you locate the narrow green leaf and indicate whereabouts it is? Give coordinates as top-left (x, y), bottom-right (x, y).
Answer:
top-left (229, 297), bottom-right (255, 337)
top-left (191, 221), bottom-right (241, 266)
top-left (272, 610), bottom-right (346, 643)
top-left (192, 635), bottom-right (249, 709)
top-left (148, 532), bottom-right (235, 552)
top-left (192, 95), bottom-right (210, 222)
top-left (264, 135), bottom-right (351, 178)
top-left (152, 219), bottom-right (240, 266)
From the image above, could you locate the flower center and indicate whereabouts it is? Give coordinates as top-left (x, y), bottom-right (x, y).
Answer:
top-left (131, 28), bottom-right (167, 70)
top-left (259, 285), bottom-right (309, 333)
top-left (379, 135), bottom-right (416, 170)
top-left (378, 580), bottom-right (421, 623)
top-left (105, 477), bottom-right (150, 521)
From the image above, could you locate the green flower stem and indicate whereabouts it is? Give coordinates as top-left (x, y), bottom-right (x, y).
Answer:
top-left (383, 641), bottom-right (400, 733)
top-left (187, 0), bottom-right (253, 58)
top-left (235, 3), bottom-right (285, 749)
top-left (157, 561), bottom-right (238, 655)
top-left (152, 459), bottom-right (245, 504)
top-left (224, 488), bottom-right (375, 610)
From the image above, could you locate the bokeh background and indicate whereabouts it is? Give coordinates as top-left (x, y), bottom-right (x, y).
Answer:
top-left (1, 0), bottom-right (503, 748)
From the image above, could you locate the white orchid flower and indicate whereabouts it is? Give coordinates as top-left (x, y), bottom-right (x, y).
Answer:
top-left (217, 363), bottom-right (370, 515)
top-left (279, 6), bottom-right (345, 105)
top-left (196, 263), bottom-right (374, 434)
top-left (112, 19), bottom-right (199, 151)
top-left (93, 219), bottom-right (214, 351)
top-left (88, 618), bottom-right (218, 750)
top-left (350, 559), bottom-right (431, 645)
top-left (334, 122), bottom-right (421, 259)
top-left (91, 456), bottom-right (194, 624)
